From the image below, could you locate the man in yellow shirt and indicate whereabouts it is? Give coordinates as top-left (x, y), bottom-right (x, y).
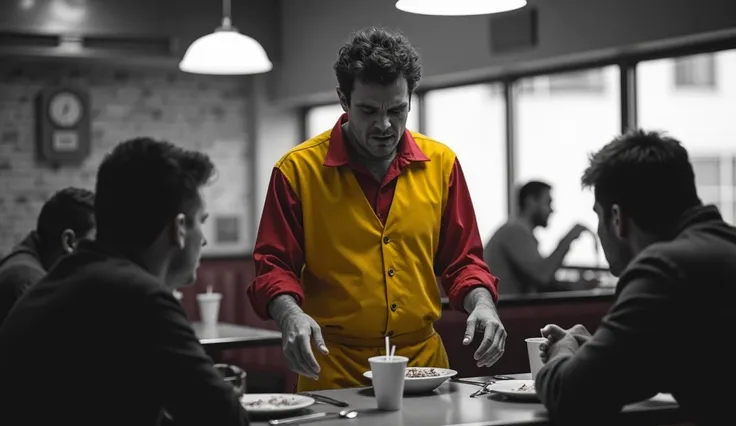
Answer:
top-left (248, 27), bottom-right (506, 391)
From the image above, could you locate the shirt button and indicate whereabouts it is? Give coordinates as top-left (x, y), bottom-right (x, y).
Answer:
top-left (388, 268), bottom-right (395, 277)
top-left (387, 331), bottom-right (394, 337)
top-left (383, 236), bottom-right (390, 244)
top-left (391, 303), bottom-right (397, 312)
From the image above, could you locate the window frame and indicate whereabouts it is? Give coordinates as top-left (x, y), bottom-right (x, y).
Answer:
top-left (301, 34), bottom-right (736, 268)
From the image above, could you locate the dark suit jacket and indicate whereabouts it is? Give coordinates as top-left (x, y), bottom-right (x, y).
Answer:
top-left (536, 205), bottom-right (736, 426)
top-left (0, 241), bottom-right (249, 426)
top-left (0, 232), bottom-right (47, 328)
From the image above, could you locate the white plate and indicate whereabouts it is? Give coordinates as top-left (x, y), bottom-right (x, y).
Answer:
top-left (363, 367), bottom-right (458, 394)
top-left (485, 379), bottom-right (538, 401)
top-left (240, 393), bottom-right (314, 414)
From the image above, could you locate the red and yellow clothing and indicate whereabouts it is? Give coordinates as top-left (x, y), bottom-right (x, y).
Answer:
top-left (248, 114), bottom-right (498, 391)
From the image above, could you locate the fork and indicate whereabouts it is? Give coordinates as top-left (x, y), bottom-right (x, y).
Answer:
top-left (469, 381), bottom-right (495, 398)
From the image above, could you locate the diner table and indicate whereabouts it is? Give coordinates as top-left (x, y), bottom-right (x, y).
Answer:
top-left (249, 373), bottom-right (686, 426)
top-left (192, 322), bottom-right (282, 350)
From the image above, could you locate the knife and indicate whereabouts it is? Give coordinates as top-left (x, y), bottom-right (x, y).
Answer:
top-left (298, 392), bottom-right (350, 407)
top-left (452, 378), bottom-right (490, 386)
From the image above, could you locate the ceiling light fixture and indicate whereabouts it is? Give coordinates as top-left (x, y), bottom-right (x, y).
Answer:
top-left (179, 0), bottom-right (272, 75)
top-left (395, 0), bottom-right (527, 16)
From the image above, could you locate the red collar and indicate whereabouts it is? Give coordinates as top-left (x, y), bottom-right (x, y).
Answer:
top-left (323, 113), bottom-right (430, 167)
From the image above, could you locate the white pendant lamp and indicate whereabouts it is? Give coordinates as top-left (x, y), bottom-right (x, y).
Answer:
top-left (395, 0), bottom-right (527, 16)
top-left (179, 0), bottom-right (273, 75)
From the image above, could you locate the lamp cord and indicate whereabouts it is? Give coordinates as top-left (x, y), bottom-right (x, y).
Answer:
top-left (222, 0), bottom-right (232, 28)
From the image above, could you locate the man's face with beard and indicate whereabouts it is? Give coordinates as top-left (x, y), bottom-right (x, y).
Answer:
top-left (530, 189), bottom-right (553, 228)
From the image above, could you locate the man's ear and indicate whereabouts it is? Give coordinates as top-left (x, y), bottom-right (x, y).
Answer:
top-left (610, 204), bottom-right (628, 239)
top-left (336, 87), bottom-right (349, 112)
top-left (60, 229), bottom-right (77, 254)
top-left (171, 213), bottom-right (187, 249)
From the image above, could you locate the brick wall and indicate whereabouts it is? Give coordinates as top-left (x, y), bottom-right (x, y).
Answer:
top-left (0, 59), bottom-right (253, 257)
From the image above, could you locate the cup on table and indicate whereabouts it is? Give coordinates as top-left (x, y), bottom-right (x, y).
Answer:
top-left (525, 337), bottom-right (546, 379)
top-left (196, 292), bottom-right (222, 327)
top-left (368, 355), bottom-right (408, 411)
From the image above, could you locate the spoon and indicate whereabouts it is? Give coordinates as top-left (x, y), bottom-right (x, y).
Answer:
top-left (269, 409), bottom-right (358, 425)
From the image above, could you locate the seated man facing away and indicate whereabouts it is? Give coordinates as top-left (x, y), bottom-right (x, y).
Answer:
top-left (484, 181), bottom-right (589, 295)
top-left (0, 187), bottom-right (95, 327)
top-left (536, 130), bottom-right (736, 426)
top-left (0, 138), bottom-right (249, 426)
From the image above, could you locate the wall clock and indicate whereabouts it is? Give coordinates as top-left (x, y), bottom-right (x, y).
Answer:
top-left (36, 86), bottom-right (91, 165)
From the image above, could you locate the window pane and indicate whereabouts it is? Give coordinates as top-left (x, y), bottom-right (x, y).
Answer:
top-left (305, 98), bottom-right (420, 139)
top-left (638, 49), bottom-right (736, 225)
top-left (516, 66), bottom-right (621, 267)
top-left (690, 157), bottom-right (720, 186)
top-left (698, 186), bottom-right (721, 206)
top-left (673, 53), bottom-right (717, 89)
top-left (424, 84), bottom-right (507, 243)
top-left (305, 104), bottom-right (344, 139)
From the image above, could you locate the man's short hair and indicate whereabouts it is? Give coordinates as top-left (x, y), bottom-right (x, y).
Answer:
top-left (518, 181), bottom-right (552, 211)
top-left (36, 187), bottom-right (95, 249)
top-left (333, 27), bottom-right (422, 104)
top-left (94, 137), bottom-right (215, 250)
top-left (581, 129), bottom-right (701, 235)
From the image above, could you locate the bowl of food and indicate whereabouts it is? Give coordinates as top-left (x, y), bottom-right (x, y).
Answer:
top-left (484, 379), bottom-right (538, 401)
top-left (363, 367), bottom-right (457, 394)
top-left (239, 394), bottom-right (315, 415)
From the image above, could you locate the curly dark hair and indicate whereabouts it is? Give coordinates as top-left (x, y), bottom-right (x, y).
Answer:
top-left (333, 27), bottom-right (422, 104)
top-left (581, 129), bottom-right (701, 235)
top-left (36, 187), bottom-right (95, 250)
top-left (95, 137), bottom-right (215, 250)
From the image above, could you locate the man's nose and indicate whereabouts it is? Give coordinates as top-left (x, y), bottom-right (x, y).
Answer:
top-left (375, 115), bottom-right (391, 132)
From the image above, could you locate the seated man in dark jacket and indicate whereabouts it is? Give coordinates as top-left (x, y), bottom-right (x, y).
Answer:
top-left (0, 138), bottom-right (249, 426)
top-left (0, 187), bottom-right (95, 327)
top-left (536, 130), bottom-right (736, 426)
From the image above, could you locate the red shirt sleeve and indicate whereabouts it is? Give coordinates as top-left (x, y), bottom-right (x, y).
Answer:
top-left (435, 159), bottom-right (500, 310)
top-left (247, 168), bottom-right (305, 320)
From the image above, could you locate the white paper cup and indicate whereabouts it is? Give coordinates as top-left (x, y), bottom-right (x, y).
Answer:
top-left (525, 337), bottom-right (546, 379)
top-left (196, 292), bottom-right (222, 327)
top-left (369, 355), bottom-right (408, 411)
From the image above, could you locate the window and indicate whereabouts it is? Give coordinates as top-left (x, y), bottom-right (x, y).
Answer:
top-left (685, 155), bottom-right (736, 222)
top-left (305, 98), bottom-right (420, 139)
top-left (305, 104), bottom-right (344, 139)
top-left (690, 157), bottom-right (721, 211)
top-left (674, 53), bottom-right (717, 88)
top-left (424, 84), bottom-right (507, 244)
top-left (638, 49), bottom-right (736, 223)
top-left (515, 66), bottom-right (621, 267)
top-left (518, 69), bottom-right (606, 95)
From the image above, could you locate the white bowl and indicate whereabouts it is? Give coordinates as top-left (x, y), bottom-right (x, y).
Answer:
top-left (363, 367), bottom-right (457, 394)
top-left (239, 393), bottom-right (314, 414)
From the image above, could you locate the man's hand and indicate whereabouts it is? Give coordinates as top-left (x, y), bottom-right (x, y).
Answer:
top-left (279, 312), bottom-right (329, 379)
top-left (268, 295), bottom-right (329, 380)
top-left (539, 324), bottom-right (584, 363)
top-left (565, 324), bottom-right (592, 345)
top-left (463, 303), bottom-right (507, 367)
top-left (566, 223), bottom-right (591, 242)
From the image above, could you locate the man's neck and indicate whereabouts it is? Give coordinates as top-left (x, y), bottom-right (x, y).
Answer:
top-left (128, 246), bottom-right (170, 285)
top-left (37, 248), bottom-right (60, 272)
top-left (517, 213), bottom-right (536, 231)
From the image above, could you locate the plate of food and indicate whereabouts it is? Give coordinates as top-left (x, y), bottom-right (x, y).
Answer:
top-left (240, 394), bottom-right (315, 414)
top-left (363, 367), bottom-right (458, 394)
top-left (485, 380), bottom-right (538, 401)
